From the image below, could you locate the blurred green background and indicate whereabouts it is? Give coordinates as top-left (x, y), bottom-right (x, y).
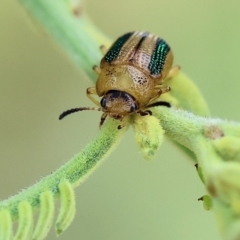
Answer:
top-left (1, 0), bottom-right (240, 239)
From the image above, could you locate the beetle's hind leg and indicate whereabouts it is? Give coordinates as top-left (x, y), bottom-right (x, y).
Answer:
top-left (100, 45), bottom-right (108, 55)
top-left (148, 65), bottom-right (179, 104)
top-left (166, 65), bottom-right (180, 80)
top-left (92, 46), bottom-right (108, 75)
top-left (87, 87), bottom-right (101, 107)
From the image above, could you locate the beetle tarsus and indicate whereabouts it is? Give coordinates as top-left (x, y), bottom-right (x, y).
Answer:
top-left (99, 113), bottom-right (107, 128)
top-left (93, 65), bottom-right (101, 75)
top-left (117, 124), bottom-right (124, 130)
top-left (138, 110), bottom-right (152, 116)
top-left (146, 110), bottom-right (152, 115)
top-left (166, 65), bottom-right (181, 79)
top-left (100, 45), bottom-right (108, 55)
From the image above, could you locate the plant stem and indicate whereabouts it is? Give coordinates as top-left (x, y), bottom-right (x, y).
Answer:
top-left (18, 0), bottom-right (111, 80)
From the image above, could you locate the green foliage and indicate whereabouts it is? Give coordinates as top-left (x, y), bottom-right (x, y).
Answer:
top-left (32, 191), bottom-right (54, 240)
top-left (0, 0), bottom-right (239, 239)
top-left (0, 117), bottom-right (128, 239)
top-left (14, 201), bottom-right (33, 240)
top-left (0, 209), bottom-right (12, 240)
top-left (56, 181), bottom-right (76, 235)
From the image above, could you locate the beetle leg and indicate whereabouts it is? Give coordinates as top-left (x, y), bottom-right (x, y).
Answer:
top-left (92, 65), bottom-right (101, 75)
top-left (117, 124), bottom-right (124, 130)
top-left (156, 85), bottom-right (171, 94)
top-left (148, 86), bottom-right (171, 103)
top-left (166, 65), bottom-right (180, 80)
top-left (86, 87), bottom-right (101, 107)
top-left (99, 112), bottom-right (108, 128)
top-left (100, 45), bottom-right (108, 55)
top-left (137, 110), bottom-right (152, 116)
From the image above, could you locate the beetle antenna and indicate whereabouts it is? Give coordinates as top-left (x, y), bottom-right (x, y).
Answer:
top-left (146, 101), bottom-right (171, 109)
top-left (59, 107), bottom-right (102, 120)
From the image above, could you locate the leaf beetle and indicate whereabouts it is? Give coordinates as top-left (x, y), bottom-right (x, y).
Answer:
top-left (59, 31), bottom-right (179, 129)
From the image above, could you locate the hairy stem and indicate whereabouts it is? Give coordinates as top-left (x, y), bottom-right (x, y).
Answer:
top-left (18, 0), bottom-right (111, 80)
top-left (0, 119), bottom-right (128, 220)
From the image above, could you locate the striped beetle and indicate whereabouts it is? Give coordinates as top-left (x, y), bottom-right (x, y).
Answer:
top-left (59, 31), bottom-right (179, 129)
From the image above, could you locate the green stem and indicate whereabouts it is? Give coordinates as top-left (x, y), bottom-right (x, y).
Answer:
top-left (3, 0), bottom-right (240, 239)
top-left (0, 119), bottom-right (128, 220)
top-left (18, 0), bottom-right (111, 80)
top-left (153, 106), bottom-right (240, 239)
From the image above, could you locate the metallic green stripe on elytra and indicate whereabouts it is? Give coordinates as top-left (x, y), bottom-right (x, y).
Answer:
top-left (104, 32), bottom-right (134, 63)
top-left (148, 39), bottom-right (170, 75)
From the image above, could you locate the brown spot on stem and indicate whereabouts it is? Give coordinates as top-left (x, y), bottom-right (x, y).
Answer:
top-left (203, 125), bottom-right (224, 140)
top-left (71, 2), bottom-right (84, 17)
top-left (207, 181), bottom-right (218, 197)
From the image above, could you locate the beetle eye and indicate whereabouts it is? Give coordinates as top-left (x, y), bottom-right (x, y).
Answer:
top-left (130, 103), bottom-right (136, 112)
top-left (100, 97), bottom-right (106, 107)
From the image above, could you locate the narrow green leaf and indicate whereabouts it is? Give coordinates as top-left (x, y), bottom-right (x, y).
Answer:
top-left (32, 191), bottom-right (54, 240)
top-left (14, 201), bottom-right (33, 240)
top-left (0, 209), bottom-right (13, 240)
top-left (56, 181), bottom-right (76, 235)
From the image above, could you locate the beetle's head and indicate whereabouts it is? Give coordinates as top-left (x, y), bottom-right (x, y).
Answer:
top-left (59, 90), bottom-right (138, 129)
top-left (100, 90), bottom-right (138, 120)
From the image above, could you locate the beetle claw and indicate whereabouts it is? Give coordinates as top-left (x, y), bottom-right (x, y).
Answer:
top-left (93, 65), bottom-right (101, 75)
top-left (138, 110), bottom-right (151, 116)
top-left (117, 124), bottom-right (124, 130)
top-left (100, 45), bottom-right (108, 55)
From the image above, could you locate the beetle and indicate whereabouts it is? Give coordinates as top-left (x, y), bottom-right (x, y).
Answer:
top-left (59, 31), bottom-right (179, 129)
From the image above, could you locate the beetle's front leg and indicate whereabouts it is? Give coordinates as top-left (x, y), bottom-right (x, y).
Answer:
top-left (166, 65), bottom-right (180, 80)
top-left (86, 87), bottom-right (101, 107)
top-left (92, 65), bottom-right (101, 75)
top-left (137, 110), bottom-right (152, 116)
top-left (148, 86), bottom-right (171, 103)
